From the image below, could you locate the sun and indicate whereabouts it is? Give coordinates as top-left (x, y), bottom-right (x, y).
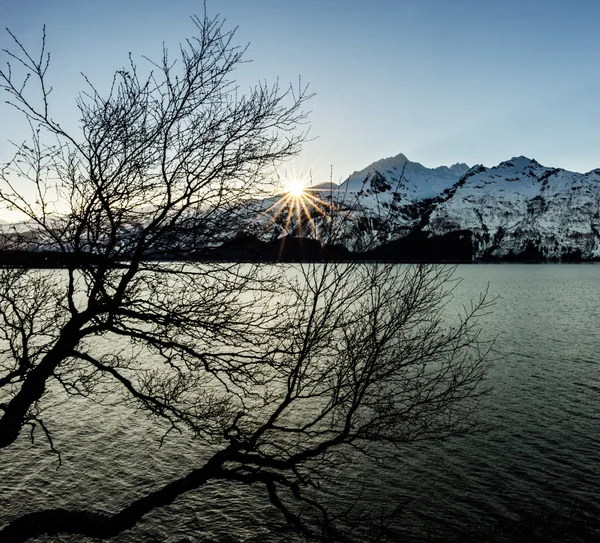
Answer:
top-left (284, 180), bottom-right (306, 197)
top-left (251, 172), bottom-right (338, 258)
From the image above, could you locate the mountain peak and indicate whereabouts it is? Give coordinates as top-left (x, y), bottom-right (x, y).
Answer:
top-left (366, 153), bottom-right (409, 171)
top-left (341, 153), bottom-right (470, 200)
top-left (496, 156), bottom-right (541, 169)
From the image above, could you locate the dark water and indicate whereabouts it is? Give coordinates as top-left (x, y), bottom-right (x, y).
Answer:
top-left (1, 264), bottom-right (600, 541)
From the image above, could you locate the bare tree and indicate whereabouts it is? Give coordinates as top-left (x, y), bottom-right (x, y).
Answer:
top-left (0, 13), bottom-right (492, 543)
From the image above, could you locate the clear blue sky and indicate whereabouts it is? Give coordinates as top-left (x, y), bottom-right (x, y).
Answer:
top-left (2, 0), bottom-right (600, 185)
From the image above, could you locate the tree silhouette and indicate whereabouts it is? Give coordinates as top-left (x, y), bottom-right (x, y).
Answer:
top-left (0, 12), bottom-right (491, 542)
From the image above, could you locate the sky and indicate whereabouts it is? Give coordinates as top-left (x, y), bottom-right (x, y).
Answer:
top-left (1, 0), bottom-right (600, 192)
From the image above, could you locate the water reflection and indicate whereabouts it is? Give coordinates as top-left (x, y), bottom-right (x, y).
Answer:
top-left (1, 264), bottom-right (599, 541)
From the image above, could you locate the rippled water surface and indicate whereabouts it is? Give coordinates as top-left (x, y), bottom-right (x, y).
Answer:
top-left (1, 264), bottom-right (599, 541)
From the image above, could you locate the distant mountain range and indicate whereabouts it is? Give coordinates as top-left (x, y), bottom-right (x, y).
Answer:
top-left (2, 153), bottom-right (600, 264)
top-left (324, 153), bottom-right (600, 261)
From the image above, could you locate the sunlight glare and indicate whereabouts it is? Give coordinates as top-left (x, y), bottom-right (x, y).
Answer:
top-left (284, 180), bottom-right (306, 198)
top-left (254, 169), bottom-right (338, 253)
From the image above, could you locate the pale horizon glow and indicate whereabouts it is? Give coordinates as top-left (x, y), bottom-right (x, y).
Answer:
top-left (2, 0), bottom-right (600, 217)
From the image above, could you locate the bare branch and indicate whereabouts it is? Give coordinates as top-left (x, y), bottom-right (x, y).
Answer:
top-left (0, 10), bottom-right (492, 543)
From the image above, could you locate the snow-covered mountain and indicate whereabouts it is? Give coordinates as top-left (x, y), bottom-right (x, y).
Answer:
top-left (426, 157), bottom-right (600, 260)
top-left (341, 153), bottom-right (469, 201)
top-left (3, 152), bottom-right (600, 262)
top-left (331, 154), bottom-right (600, 260)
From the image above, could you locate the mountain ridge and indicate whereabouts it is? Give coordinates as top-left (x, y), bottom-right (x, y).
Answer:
top-left (1, 153), bottom-right (599, 264)
top-left (333, 153), bottom-right (600, 261)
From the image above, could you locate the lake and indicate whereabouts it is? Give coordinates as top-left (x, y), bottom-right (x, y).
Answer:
top-left (1, 264), bottom-right (599, 542)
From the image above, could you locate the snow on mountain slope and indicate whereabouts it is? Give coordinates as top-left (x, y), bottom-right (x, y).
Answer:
top-left (248, 152), bottom-right (600, 259)
top-left (3, 152), bottom-right (599, 261)
top-left (339, 152), bottom-right (470, 202)
top-left (421, 156), bottom-right (600, 259)
top-left (319, 153), bottom-right (600, 260)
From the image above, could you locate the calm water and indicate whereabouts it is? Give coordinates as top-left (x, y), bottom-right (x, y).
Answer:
top-left (1, 264), bottom-right (599, 541)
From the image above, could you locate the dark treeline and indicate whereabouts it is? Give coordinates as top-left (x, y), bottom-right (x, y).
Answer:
top-left (0, 229), bottom-right (592, 268)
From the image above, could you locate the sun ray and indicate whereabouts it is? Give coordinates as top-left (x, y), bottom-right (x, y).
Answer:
top-left (300, 197), bottom-right (319, 237)
top-left (302, 193), bottom-right (333, 217)
top-left (253, 193), bottom-right (296, 232)
top-left (304, 192), bottom-right (333, 208)
top-left (251, 174), bottom-right (340, 256)
top-left (278, 202), bottom-right (296, 259)
top-left (295, 197), bottom-right (303, 238)
top-left (258, 194), bottom-right (292, 220)
top-left (264, 195), bottom-right (293, 225)
top-left (283, 198), bottom-right (295, 233)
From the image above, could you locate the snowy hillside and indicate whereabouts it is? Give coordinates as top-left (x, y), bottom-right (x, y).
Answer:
top-left (239, 152), bottom-right (600, 261)
top-left (424, 157), bottom-right (600, 260)
top-left (334, 154), bottom-right (600, 260)
top-left (340, 153), bottom-right (469, 201)
top-left (2, 152), bottom-right (600, 262)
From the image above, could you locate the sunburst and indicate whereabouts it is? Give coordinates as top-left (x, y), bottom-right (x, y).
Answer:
top-left (283, 180), bottom-right (306, 198)
top-left (255, 175), bottom-right (336, 255)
